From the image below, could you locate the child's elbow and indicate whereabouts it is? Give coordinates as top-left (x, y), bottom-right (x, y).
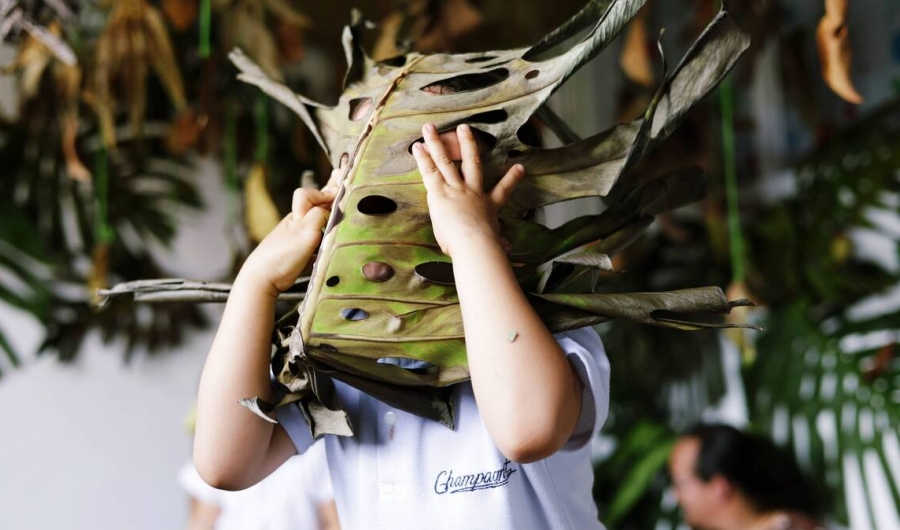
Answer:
top-left (495, 426), bottom-right (567, 464)
top-left (194, 455), bottom-right (256, 492)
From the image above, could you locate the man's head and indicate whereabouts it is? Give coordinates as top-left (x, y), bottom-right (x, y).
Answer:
top-left (669, 435), bottom-right (734, 529)
top-left (669, 425), bottom-right (823, 529)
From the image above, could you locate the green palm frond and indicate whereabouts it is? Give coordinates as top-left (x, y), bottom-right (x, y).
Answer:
top-left (743, 98), bottom-right (900, 528)
top-left (0, 102), bottom-right (207, 368)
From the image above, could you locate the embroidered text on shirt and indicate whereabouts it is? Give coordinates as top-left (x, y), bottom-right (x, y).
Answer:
top-left (433, 459), bottom-right (518, 494)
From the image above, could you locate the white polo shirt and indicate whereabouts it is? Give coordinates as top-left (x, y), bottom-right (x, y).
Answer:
top-left (278, 327), bottom-right (610, 529)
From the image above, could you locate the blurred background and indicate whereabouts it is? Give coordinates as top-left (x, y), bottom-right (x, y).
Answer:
top-left (1, 1), bottom-right (899, 529)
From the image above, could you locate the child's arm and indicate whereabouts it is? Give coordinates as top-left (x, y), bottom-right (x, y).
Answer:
top-left (194, 186), bottom-right (335, 490)
top-left (412, 124), bottom-right (584, 463)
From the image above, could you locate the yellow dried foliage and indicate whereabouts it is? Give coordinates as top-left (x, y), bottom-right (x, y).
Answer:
top-left (816, 0), bottom-right (863, 104)
top-left (244, 163), bottom-right (282, 242)
top-left (92, 0), bottom-right (188, 148)
top-left (620, 6), bottom-right (654, 87)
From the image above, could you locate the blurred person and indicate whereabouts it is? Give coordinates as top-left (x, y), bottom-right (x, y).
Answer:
top-left (669, 424), bottom-right (825, 530)
top-left (180, 440), bottom-right (339, 530)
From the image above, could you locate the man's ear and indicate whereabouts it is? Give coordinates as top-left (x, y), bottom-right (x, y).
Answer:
top-left (709, 474), bottom-right (734, 502)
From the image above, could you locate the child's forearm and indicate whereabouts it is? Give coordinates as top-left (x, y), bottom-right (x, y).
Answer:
top-left (193, 270), bottom-right (295, 490)
top-left (452, 235), bottom-right (583, 463)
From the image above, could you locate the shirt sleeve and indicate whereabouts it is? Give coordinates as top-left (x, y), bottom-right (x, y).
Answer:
top-left (177, 460), bottom-right (223, 505)
top-left (276, 402), bottom-right (316, 455)
top-left (554, 326), bottom-right (611, 451)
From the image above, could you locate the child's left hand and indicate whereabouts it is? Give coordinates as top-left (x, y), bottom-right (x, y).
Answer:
top-left (412, 123), bottom-right (524, 258)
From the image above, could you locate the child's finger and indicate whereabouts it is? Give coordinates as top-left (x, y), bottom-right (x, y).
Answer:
top-left (489, 164), bottom-right (525, 208)
top-left (422, 123), bottom-right (462, 188)
top-left (457, 124), bottom-right (483, 191)
top-left (298, 205), bottom-right (330, 233)
top-left (412, 142), bottom-right (444, 192)
top-left (294, 206), bottom-right (329, 253)
top-left (292, 188), bottom-right (335, 221)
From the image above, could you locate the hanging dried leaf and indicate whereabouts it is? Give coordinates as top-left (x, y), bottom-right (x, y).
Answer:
top-left (2, 21), bottom-right (89, 181)
top-left (619, 5), bottom-right (654, 87)
top-left (88, 242), bottom-right (110, 307)
top-left (220, 0), bottom-right (311, 81)
top-left (2, 24), bottom-right (54, 98)
top-left (371, 0), bottom-right (428, 60)
top-left (723, 280), bottom-right (758, 365)
top-left (244, 163), bottom-right (282, 242)
top-left (229, 0), bottom-right (751, 431)
top-left (162, 0), bottom-right (199, 31)
top-left (264, 0), bottom-right (311, 28)
top-left (93, 0), bottom-right (188, 148)
top-left (815, 0), bottom-right (863, 104)
top-left (166, 110), bottom-right (208, 156)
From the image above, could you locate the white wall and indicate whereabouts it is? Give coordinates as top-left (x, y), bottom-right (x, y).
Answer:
top-left (0, 155), bottom-right (233, 530)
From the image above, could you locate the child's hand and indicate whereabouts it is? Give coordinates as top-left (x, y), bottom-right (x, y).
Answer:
top-left (242, 187), bottom-right (335, 296)
top-left (412, 123), bottom-right (524, 258)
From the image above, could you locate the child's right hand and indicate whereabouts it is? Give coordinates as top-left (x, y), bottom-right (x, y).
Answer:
top-left (241, 186), bottom-right (336, 297)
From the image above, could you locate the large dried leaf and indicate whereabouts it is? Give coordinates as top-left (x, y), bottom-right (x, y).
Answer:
top-left (230, 1), bottom-right (752, 429)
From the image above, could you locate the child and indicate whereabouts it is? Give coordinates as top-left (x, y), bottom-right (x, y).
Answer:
top-left (194, 122), bottom-right (611, 529)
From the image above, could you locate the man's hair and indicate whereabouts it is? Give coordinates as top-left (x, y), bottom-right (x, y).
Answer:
top-left (686, 424), bottom-right (825, 517)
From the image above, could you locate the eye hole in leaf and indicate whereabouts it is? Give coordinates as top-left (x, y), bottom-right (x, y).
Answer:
top-left (357, 195), bottom-right (398, 215)
top-left (341, 308), bottom-right (369, 321)
top-left (525, 70), bottom-right (540, 80)
top-left (516, 120), bottom-right (545, 148)
top-left (420, 69), bottom-right (509, 94)
top-left (467, 109), bottom-right (508, 124)
top-left (465, 56), bottom-right (497, 63)
top-left (415, 262), bottom-right (455, 285)
top-left (508, 149), bottom-right (523, 158)
top-left (349, 98), bottom-right (373, 121)
top-left (326, 276), bottom-right (341, 287)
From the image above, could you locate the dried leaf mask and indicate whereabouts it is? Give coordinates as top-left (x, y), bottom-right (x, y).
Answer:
top-left (230, 0), bottom-right (752, 437)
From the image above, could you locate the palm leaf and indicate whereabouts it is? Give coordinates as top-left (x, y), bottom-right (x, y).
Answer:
top-left (0, 98), bottom-right (206, 367)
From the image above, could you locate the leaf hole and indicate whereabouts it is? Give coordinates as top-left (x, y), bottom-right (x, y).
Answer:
top-left (349, 97), bottom-right (373, 121)
top-left (467, 109), bottom-right (508, 124)
top-left (414, 262), bottom-right (455, 285)
top-left (340, 308), bottom-right (369, 321)
top-left (407, 127), bottom-right (497, 157)
top-left (525, 70), bottom-right (540, 79)
top-left (420, 69), bottom-right (509, 94)
top-left (326, 276), bottom-right (341, 287)
top-left (357, 195), bottom-right (398, 215)
top-left (508, 150), bottom-right (522, 158)
top-left (381, 56), bottom-right (407, 67)
top-left (377, 357), bottom-right (437, 374)
top-left (465, 56), bottom-right (497, 63)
